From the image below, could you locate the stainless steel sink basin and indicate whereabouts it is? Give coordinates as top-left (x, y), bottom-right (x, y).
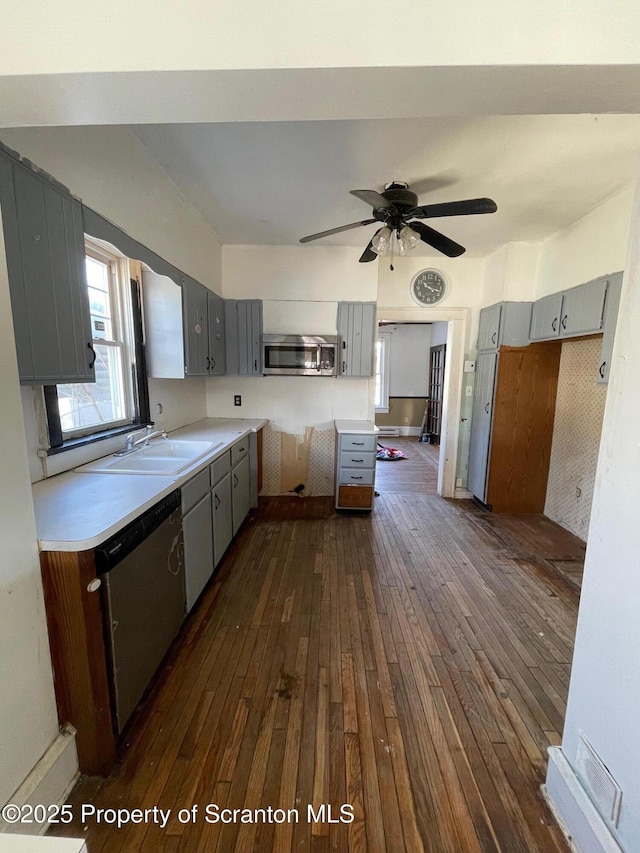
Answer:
top-left (76, 439), bottom-right (223, 475)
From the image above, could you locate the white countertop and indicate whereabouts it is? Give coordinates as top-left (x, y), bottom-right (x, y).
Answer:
top-left (0, 837), bottom-right (87, 852)
top-left (32, 418), bottom-right (267, 552)
top-left (334, 419), bottom-right (379, 435)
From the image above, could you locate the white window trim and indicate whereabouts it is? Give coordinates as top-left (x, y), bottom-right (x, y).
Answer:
top-left (375, 331), bottom-right (391, 413)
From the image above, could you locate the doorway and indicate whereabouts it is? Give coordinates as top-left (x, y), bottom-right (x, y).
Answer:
top-left (426, 343), bottom-right (446, 445)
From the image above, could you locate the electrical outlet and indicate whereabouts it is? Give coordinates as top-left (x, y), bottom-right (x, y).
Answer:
top-left (155, 402), bottom-right (163, 414)
top-left (404, 416), bottom-right (409, 423)
top-left (234, 395), bottom-right (242, 407)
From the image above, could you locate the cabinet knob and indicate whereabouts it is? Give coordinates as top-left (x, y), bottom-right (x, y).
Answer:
top-left (33, 232), bottom-right (41, 242)
top-left (87, 578), bottom-right (102, 593)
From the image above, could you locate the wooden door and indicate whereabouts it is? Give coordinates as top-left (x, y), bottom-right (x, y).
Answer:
top-left (427, 344), bottom-right (446, 444)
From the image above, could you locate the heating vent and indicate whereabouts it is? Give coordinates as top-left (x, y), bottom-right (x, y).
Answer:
top-left (377, 427), bottom-right (400, 436)
top-left (575, 733), bottom-right (622, 827)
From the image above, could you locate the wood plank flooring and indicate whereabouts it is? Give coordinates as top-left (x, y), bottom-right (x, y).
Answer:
top-left (374, 437), bottom-right (439, 494)
top-left (49, 490), bottom-right (579, 852)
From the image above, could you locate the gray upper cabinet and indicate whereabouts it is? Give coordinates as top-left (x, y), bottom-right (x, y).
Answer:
top-left (182, 277), bottom-right (209, 376)
top-left (337, 301), bottom-right (376, 377)
top-left (142, 269), bottom-right (225, 379)
top-left (0, 154), bottom-right (94, 385)
top-left (530, 276), bottom-right (609, 343)
top-left (225, 299), bottom-right (263, 376)
top-left (477, 302), bottom-right (532, 352)
top-left (597, 272), bottom-right (623, 384)
top-left (559, 277), bottom-right (607, 337)
top-left (529, 294), bottom-right (563, 341)
top-left (207, 291), bottom-right (226, 375)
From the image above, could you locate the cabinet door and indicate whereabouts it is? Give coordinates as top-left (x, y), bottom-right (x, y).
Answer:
top-left (225, 299), bottom-right (263, 375)
top-left (467, 352), bottom-right (497, 502)
top-left (337, 301), bottom-right (376, 376)
top-left (560, 278), bottom-right (607, 337)
top-left (207, 291), bottom-right (226, 375)
top-left (530, 294), bottom-right (562, 341)
top-left (212, 471), bottom-right (233, 566)
top-left (183, 491), bottom-right (214, 612)
top-left (182, 278), bottom-right (209, 376)
top-left (597, 273), bottom-right (623, 384)
top-left (0, 156), bottom-right (94, 384)
top-left (231, 454), bottom-right (251, 535)
top-left (477, 304), bottom-right (502, 351)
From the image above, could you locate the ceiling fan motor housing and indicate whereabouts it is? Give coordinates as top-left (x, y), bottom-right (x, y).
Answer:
top-left (381, 182), bottom-right (418, 212)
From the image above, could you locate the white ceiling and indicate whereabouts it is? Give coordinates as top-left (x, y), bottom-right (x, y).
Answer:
top-left (133, 114), bottom-right (640, 259)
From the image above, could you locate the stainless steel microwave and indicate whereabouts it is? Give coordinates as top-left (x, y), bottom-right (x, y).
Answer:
top-left (262, 334), bottom-right (337, 376)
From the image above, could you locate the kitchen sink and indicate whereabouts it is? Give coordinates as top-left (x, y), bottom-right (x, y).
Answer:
top-left (76, 439), bottom-right (223, 475)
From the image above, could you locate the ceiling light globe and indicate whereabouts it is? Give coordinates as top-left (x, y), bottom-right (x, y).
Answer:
top-left (398, 225), bottom-right (421, 253)
top-left (371, 226), bottom-right (392, 255)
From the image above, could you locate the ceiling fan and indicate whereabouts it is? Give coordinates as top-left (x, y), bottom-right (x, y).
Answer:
top-left (299, 181), bottom-right (497, 262)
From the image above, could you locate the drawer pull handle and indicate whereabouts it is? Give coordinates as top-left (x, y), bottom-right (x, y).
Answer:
top-left (552, 317), bottom-right (558, 332)
top-left (351, 475), bottom-right (363, 480)
top-left (214, 494), bottom-right (220, 509)
top-left (485, 403), bottom-right (490, 414)
top-left (599, 361), bottom-right (606, 378)
top-left (491, 331), bottom-right (497, 344)
top-left (352, 441), bottom-right (364, 446)
top-left (233, 474), bottom-right (238, 487)
top-left (352, 458), bottom-right (364, 463)
top-left (561, 314), bottom-right (568, 330)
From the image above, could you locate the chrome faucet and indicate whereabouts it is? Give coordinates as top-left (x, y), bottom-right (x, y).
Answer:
top-left (114, 425), bottom-right (168, 456)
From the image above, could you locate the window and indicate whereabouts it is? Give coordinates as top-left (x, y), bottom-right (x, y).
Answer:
top-left (45, 239), bottom-right (149, 449)
top-left (375, 332), bottom-right (391, 412)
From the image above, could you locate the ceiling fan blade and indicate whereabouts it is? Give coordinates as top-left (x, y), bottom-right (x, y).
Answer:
top-left (414, 198), bottom-right (497, 219)
top-left (409, 221), bottom-right (466, 257)
top-left (350, 189), bottom-right (395, 211)
top-left (299, 218), bottom-right (377, 243)
top-left (359, 238), bottom-right (378, 263)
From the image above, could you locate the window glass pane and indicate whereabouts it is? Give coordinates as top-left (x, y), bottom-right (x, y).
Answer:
top-left (86, 255), bottom-right (109, 291)
top-left (58, 345), bottom-right (126, 433)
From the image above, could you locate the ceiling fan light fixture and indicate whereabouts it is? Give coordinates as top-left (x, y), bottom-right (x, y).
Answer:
top-left (371, 226), bottom-right (392, 255)
top-left (398, 225), bottom-right (421, 253)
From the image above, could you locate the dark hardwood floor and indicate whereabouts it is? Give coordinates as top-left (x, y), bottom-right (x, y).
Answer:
top-left (375, 436), bottom-right (439, 495)
top-left (50, 486), bottom-right (581, 852)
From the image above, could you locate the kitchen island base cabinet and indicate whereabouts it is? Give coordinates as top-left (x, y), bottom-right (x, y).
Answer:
top-left (334, 421), bottom-right (378, 511)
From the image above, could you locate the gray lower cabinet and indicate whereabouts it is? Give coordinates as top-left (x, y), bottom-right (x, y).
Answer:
top-left (467, 352), bottom-right (497, 502)
top-left (597, 271), bottom-right (623, 384)
top-left (335, 427), bottom-right (377, 510)
top-left (225, 299), bottom-right (263, 375)
top-left (0, 152), bottom-right (94, 384)
top-left (337, 301), bottom-right (377, 376)
top-left (231, 453), bottom-right (252, 534)
top-left (212, 471), bottom-right (233, 566)
top-left (182, 470), bottom-right (214, 612)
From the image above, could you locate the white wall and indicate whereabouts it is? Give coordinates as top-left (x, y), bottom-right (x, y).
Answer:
top-left (544, 338), bottom-right (607, 542)
top-left (536, 185), bottom-right (633, 298)
top-left (385, 324), bottom-right (431, 397)
top-left (546, 165), bottom-right (640, 852)
top-left (0, 219), bottom-right (59, 806)
top-left (483, 242), bottom-right (540, 305)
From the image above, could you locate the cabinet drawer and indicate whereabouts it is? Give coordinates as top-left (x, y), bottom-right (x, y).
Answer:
top-left (339, 450), bottom-right (375, 469)
top-left (181, 468), bottom-right (211, 513)
top-left (231, 438), bottom-right (249, 466)
top-left (210, 451), bottom-right (230, 487)
top-left (339, 434), bottom-right (376, 453)
top-left (337, 485), bottom-right (374, 509)
top-left (339, 467), bottom-right (375, 486)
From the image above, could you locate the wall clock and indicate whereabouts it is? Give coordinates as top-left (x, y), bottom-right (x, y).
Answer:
top-left (410, 269), bottom-right (448, 306)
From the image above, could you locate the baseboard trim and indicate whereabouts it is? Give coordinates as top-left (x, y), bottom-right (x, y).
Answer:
top-left (376, 425), bottom-right (421, 437)
top-left (454, 487), bottom-right (473, 499)
top-left (0, 725), bottom-right (79, 836)
top-left (543, 746), bottom-right (623, 853)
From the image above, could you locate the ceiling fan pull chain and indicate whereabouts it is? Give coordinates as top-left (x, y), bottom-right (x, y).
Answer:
top-left (390, 231), bottom-right (395, 271)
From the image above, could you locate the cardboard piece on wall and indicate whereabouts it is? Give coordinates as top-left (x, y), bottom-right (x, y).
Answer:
top-left (280, 427), bottom-right (313, 494)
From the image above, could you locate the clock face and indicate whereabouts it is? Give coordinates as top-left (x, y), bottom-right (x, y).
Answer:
top-left (410, 269), bottom-right (448, 306)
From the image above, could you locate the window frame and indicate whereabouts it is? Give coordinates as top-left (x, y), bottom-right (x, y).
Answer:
top-left (44, 238), bottom-right (150, 451)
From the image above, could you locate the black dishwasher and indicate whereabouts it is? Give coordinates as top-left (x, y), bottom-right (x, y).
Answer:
top-left (95, 490), bottom-right (185, 733)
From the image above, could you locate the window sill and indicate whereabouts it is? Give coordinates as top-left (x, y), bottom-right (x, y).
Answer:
top-left (47, 423), bottom-right (143, 456)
